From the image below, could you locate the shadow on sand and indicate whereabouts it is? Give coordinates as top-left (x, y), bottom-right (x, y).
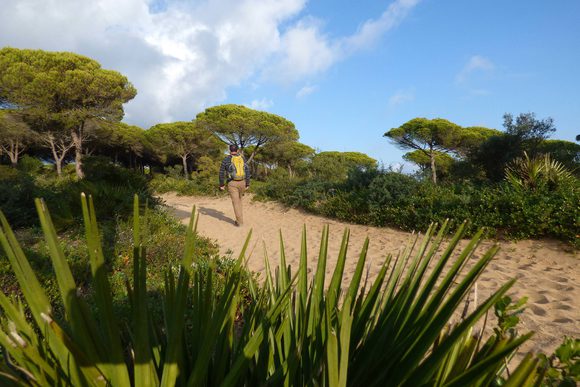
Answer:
top-left (198, 206), bottom-right (236, 225)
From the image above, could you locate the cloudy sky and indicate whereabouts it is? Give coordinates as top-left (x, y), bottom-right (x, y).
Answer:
top-left (1, 0), bottom-right (579, 167)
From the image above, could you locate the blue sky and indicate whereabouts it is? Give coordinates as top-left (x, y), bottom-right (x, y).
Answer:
top-left (226, 0), bottom-right (580, 166)
top-left (1, 0), bottom-right (579, 168)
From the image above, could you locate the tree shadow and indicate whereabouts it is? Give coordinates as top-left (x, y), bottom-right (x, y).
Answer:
top-left (198, 206), bottom-right (235, 225)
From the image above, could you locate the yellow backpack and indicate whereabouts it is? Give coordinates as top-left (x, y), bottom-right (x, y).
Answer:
top-left (229, 155), bottom-right (245, 181)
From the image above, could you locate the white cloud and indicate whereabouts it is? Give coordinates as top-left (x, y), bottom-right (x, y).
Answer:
top-left (343, 0), bottom-right (422, 52)
top-left (456, 55), bottom-right (495, 84)
top-left (247, 98), bottom-right (274, 110)
top-left (388, 88), bottom-right (415, 106)
top-left (0, 0), bottom-right (421, 127)
top-left (296, 84), bottom-right (318, 98)
top-left (268, 0), bottom-right (422, 82)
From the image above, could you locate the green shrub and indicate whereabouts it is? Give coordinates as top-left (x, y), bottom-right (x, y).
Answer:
top-left (0, 196), bottom-right (547, 385)
top-left (16, 155), bottom-right (44, 174)
top-left (257, 170), bottom-right (580, 245)
top-left (0, 205), bottom-right (230, 325)
top-left (0, 159), bottom-right (156, 229)
top-left (149, 158), bottom-right (223, 196)
top-left (0, 165), bottom-right (19, 181)
top-left (0, 170), bottom-right (42, 227)
top-left (253, 167), bottom-right (298, 202)
top-left (149, 174), bottom-right (217, 196)
top-left (539, 337), bottom-right (580, 386)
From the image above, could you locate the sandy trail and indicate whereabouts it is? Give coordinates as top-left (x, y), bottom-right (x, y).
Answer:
top-left (162, 192), bottom-right (579, 356)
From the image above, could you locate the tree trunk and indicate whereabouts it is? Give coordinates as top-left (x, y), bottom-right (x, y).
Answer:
top-left (71, 125), bottom-right (84, 179)
top-left (55, 158), bottom-right (62, 176)
top-left (4, 141), bottom-right (22, 167)
top-left (246, 143), bottom-right (262, 164)
top-left (430, 149), bottom-right (437, 184)
top-left (11, 142), bottom-right (18, 167)
top-left (45, 133), bottom-right (73, 178)
top-left (181, 154), bottom-right (189, 179)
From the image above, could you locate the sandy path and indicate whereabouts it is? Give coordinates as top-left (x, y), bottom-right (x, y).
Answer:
top-left (162, 193), bottom-right (579, 356)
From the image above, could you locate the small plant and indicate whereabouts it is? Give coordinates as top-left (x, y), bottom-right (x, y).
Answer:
top-left (538, 337), bottom-right (580, 386)
top-left (494, 295), bottom-right (529, 337)
top-left (505, 152), bottom-right (573, 190)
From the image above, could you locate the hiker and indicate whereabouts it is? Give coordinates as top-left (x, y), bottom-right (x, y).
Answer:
top-left (219, 144), bottom-right (251, 226)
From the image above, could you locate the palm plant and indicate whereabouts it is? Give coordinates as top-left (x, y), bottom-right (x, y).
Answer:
top-left (0, 195), bottom-right (545, 386)
top-left (505, 152), bottom-right (573, 190)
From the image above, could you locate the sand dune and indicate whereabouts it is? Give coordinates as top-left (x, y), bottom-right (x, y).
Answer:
top-left (162, 192), bottom-right (579, 357)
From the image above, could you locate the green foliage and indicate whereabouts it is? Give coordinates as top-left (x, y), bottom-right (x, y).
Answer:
top-left (0, 165), bottom-right (19, 181)
top-left (403, 149), bottom-right (456, 176)
top-left (311, 151), bottom-right (377, 182)
top-left (385, 117), bottom-right (463, 183)
top-left (149, 158), bottom-right (223, 196)
top-left (457, 126), bottom-right (503, 157)
top-left (88, 121), bottom-right (150, 169)
top-left (0, 196), bottom-right (545, 385)
top-left (0, 47), bottom-right (137, 178)
top-left (0, 170), bottom-right (39, 227)
top-left (0, 48), bottom-right (136, 122)
top-left (257, 169), bottom-right (580, 245)
top-left (505, 152), bottom-right (574, 191)
top-left (494, 296), bottom-right (528, 337)
top-left (537, 140), bottom-right (580, 174)
top-left (146, 121), bottom-right (223, 178)
top-left (0, 205), bottom-right (227, 330)
top-left (196, 104), bottom-right (299, 162)
top-left (0, 159), bottom-right (155, 229)
top-left (17, 155), bottom-right (44, 174)
top-left (503, 112), bottom-right (556, 148)
top-left (254, 141), bottom-right (315, 178)
top-left (539, 337), bottom-right (580, 386)
top-left (0, 110), bottom-right (35, 166)
top-left (472, 113), bottom-right (561, 182)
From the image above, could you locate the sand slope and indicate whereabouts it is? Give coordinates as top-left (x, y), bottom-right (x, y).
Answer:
top-left (162, 193), bottom-right (579, 356)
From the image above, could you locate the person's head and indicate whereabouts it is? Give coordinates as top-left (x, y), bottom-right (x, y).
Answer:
top-left (229, 144), bottom-right (239, 154)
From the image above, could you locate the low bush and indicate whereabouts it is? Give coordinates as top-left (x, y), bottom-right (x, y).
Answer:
top-left (16, 155), bottom-right (44, 174)
top-left (0, 203), bottom-right (231, 324)
top-left (257, 169), bottom-right (580, 245)
top-left (0, 158), bottom-right (157, 229)
top-left (149, 174), bottom-right (222, 196)
top-left (149, 157), bottom-right (223, 196)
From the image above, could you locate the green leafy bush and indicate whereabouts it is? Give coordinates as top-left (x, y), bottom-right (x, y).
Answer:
top-left (0, 205), bottom-right (231, 326)
top-left (257, 170), bottom-right (579, 245)
top-left (0, 159), bottom-right (156, 229)
top-left (149, 157), bottom-right (222, 196)
top-left (16, 155), bottom-right (44, 174)
top-left (539, 337), bottom-right (580, 386)
top-left (149, 174), bottom-right (220, 196)
top-left (0, 196), bottom-right (546, 385)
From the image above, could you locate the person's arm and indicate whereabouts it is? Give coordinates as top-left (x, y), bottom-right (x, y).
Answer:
top-left (219, 156), bottom-right (229, 187)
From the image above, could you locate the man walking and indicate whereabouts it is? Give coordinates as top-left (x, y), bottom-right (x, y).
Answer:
top-left (219, 144), bottom-right (251, 226)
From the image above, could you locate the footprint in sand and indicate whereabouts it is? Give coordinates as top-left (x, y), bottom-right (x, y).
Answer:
top-left (533, 295), bottom-right (550, 305)
top-left (553, 317), bottom-right (574, 324)
top-left (518, 263), bottom-right (535, 270)
top-left (554, 304), bottom-right (573, 311)
top-left (530, 305), bottom-right (547, 316)
top-left (555, 284), bottom-right (574, 292)
top-left (553, 276), bottom-right (569, 283)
